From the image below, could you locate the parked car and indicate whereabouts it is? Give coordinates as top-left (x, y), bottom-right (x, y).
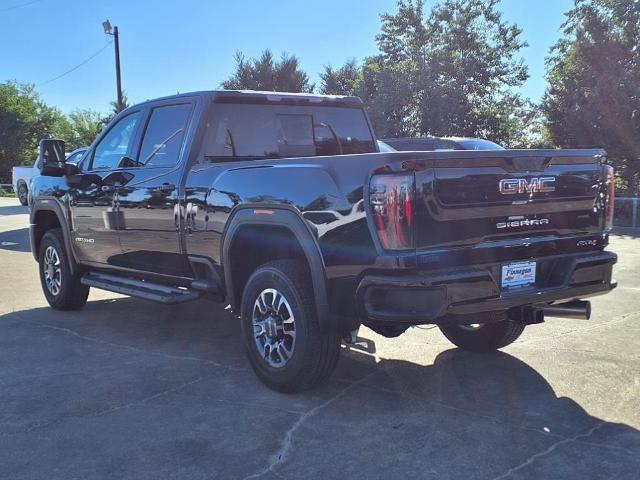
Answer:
top-left (30, 90), bottom-right (616, 392)
top-left (382, 136), bottom-right (504, 151)
top-left (442, 137), bottom-right (505, 150)
top-left (377, 140), bottom-right (396, 152)
top-left (12, 147), bottom-right (87, 206)
top-left (65, 147), bottom-right (89, 165)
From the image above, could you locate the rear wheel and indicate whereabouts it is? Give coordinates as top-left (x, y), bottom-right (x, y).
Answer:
top-left (439, 318), bottom-right (525, 352)
top-left (38, 229), bottom-right (89, 310)
top-left (17, 182), bottom-right (28, 206)
top-left (240, 260), bottom-right (341, 393)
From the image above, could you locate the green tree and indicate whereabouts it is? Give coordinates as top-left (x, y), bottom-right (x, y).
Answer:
top-left (543, 0), bottom-right (640, 194)
top-left (362, 0), bottom-right (532, 144)
top-left (109, 90), bottom-right (130, 115)
top-left (101, 91), bottom-right (131, 125)
top-left (477, 94), bottom-right (553, 148)
top-left (0, 81), bottom-right (64, 182)
top-left (63, 109), bottom-right (106, 151)
top-left (221, 50), bottom-right (314, 93)
top-left (360, 56), bottom-right (418, 138)
top-left (319, 60), bottom-right (361, 96)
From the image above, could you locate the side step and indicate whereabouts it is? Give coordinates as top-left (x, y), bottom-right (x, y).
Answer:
top-left (81, 272), bottom-right (201, 304)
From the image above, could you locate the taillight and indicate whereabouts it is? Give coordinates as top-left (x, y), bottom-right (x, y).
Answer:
top-left (604, 165), bottom-right (615, 231)
top-left (370, 174), bottom-right (414, 249)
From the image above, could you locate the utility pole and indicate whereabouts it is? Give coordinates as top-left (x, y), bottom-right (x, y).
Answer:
top-left (113, 26), bottom-right (123, 109)
top-left (102, 20), bottom-right (123, 110)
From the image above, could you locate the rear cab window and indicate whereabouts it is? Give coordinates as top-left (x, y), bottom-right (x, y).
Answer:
top-left (201, 103), bottom-right (376, 162)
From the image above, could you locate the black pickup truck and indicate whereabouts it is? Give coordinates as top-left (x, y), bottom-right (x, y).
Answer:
top-left (30, 90), bottom-right (617, 392)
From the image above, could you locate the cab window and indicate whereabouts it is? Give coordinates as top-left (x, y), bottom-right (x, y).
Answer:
top-left (91, 112), bottom-right (141, 170)
top-left (138, 104), bottom-right (192, 167)
top-left (202, 104), bottom-right (376, 161)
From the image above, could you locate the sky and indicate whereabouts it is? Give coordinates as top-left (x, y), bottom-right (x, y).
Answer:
top-left (1, 0), bottom-right (574, 115)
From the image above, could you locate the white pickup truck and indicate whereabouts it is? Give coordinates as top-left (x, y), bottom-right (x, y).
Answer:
top-left (12, 147), bottom-right (87, 205)
top-left (12, 158), bottom-right (39, 205)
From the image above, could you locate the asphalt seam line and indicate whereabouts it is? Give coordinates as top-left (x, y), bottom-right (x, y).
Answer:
top-left (489, 421), bottom-right (607, 480)
top-left (8, 311), bottom-right (249, 372)
top-left (0, 375), bottom-right (207, 437)
top-left (243, 369), bottom-right (380, 480)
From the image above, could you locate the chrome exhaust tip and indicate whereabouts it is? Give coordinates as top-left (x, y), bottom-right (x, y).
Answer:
top-left (540, 300), bottom-right (591, 320)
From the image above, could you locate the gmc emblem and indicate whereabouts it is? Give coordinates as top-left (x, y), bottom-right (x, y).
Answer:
top-left (499, 177), bottom-right (556, 195)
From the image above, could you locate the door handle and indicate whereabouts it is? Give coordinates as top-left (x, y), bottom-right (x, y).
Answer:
top-left (156, 183), bottom-right (176, 193)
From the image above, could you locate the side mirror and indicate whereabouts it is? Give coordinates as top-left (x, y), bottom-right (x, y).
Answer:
top-left (65, 163), bottom-right (80, 176)
top-left (39, 139), bottom-right (66, 176)
top-left (117, 156), bottom-right (143, 168)
top-left (66, 172), bottom-right (104, 190)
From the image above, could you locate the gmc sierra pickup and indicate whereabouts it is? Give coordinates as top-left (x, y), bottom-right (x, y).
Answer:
top-left (30, 90), bottom-right (617, 392)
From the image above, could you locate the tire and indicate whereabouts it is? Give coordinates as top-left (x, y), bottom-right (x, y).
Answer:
top-left (17, 182), bottom-right (28, 206)
top-left (38, 228), bottom-right (89, 310)
top-left (240, 259), bottom-right (341, 393)
top-left (439, 318), bottom-right (525, 352)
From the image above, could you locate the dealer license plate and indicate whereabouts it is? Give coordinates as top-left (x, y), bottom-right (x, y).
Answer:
top-left (501, 261), bottom-right (536, 290)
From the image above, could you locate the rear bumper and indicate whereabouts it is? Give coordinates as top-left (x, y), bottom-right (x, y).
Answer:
top-left (356, 250), bottom-right (617, 326)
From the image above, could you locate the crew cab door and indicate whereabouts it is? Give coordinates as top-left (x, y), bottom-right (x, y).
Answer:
top-left (70, 110), bottom-right (143, 265)
top-left (114, 101), bottom-right (195, 277)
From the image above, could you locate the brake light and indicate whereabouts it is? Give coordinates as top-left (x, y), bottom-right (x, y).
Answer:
top-left (369, 174), bottom-right (414, 249)
top-left (604, 165), bottom-right (615, 231)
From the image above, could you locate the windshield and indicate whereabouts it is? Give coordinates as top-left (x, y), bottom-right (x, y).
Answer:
top-left (202, 104), bottom-right (376, 160)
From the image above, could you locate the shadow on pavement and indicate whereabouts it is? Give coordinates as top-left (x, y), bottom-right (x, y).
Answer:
top-left (0, 204), bottom-right (28, 217)
top-left (611, 227), bottom-right (640, 239)
top-left (0, 227), bottom-right (30, 252)
top-left (1, 297), bottom-right (638, 479)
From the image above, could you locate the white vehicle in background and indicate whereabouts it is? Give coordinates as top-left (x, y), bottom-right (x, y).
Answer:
top-left (11, 160), bottom-right (37, 206)
top-left (12, 147), bottom-right (87, 206)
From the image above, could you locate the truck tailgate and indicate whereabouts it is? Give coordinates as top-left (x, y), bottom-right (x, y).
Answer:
top-left (410, 150), bottom-right (608, 250)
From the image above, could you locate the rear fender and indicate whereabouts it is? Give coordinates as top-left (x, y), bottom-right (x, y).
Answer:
top-left (221, 207), bottom-right (331, 332)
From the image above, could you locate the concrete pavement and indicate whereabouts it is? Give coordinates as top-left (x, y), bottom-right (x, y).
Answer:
top-left (0, 196), bottom-right (638, 479)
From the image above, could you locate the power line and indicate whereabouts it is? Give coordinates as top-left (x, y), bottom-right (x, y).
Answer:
top-left (37, 41), bottom-right (112, 87)
top-left (0, 0), bottom-right (44, 13)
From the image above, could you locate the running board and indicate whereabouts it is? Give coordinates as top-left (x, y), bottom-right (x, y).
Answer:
top-left (81, 272), bottom-right (200, 304)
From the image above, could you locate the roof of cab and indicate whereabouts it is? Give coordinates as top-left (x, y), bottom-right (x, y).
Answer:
top-left (130, 90), bottom-right (364, 109)
top-left (212, 90), bottom-right (363, 107)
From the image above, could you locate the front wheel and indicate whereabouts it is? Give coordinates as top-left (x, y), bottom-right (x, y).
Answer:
top-left (240, 260), bottom-right (341, 393)
top-left (17, 182), bottom-right (28, 206)
top-left (439, 318), bottom-right (525, 352)
top-left (38, 229), bottom-right (90, 310)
